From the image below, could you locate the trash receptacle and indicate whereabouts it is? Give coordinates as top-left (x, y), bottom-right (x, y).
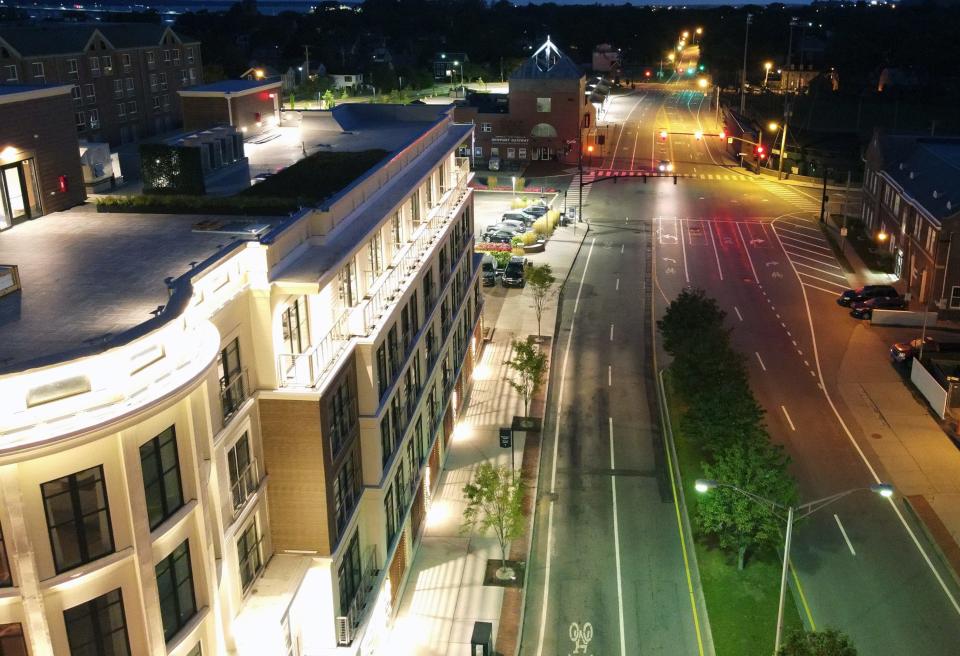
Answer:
top-left (470, 621), bottom-right (493, 656)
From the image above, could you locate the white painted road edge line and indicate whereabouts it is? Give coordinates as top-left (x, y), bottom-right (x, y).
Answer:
top-left (734, 306), bottom-right (743, 322)
top-left (535, 237), bottom-right (596, 656)
top-left (608, 365), bottom-right (612, 387)
top-left (610, 324), bottom-right (614, 341)
top-left (771, 218), bottom-right (960, 616)
top-left (616, 277), bottom-right (620, 291)
top-left (755, 352), bottom-right (767, 372)
top-left (781, 405), bottom-right (796, 431)
top-left (834, 514), bottom-right (857, 556)
top-left (680, 217), bottom-right (690, 283)
top-left (610, 416), bottom-right (627, 656)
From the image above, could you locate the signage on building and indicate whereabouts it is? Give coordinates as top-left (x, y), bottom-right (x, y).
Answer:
top-left (491, 136), bottom-right (530, 145)
top-left (499, 427), bottom-right (512, 448)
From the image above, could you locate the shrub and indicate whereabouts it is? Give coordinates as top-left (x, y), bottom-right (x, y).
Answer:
top-left (97, 194), bottom-right (299, 216)
top-left (488, 176), bottom-right (497, 189)
top-left (532, 217), bottom-right (551, 236)
top-left (546, 209), bottom-right (560, 229)
top-left (520, 230), bottom-right (538, 246)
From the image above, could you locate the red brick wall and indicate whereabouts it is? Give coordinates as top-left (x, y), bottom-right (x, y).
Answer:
top-left (181, 96), bottom-right (230, 131)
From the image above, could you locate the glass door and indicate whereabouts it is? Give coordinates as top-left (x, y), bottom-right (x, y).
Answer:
top-left (0, 159), bottom-right (41, 230)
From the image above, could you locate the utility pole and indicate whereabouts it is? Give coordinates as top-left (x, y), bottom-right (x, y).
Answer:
top-left (819, 167), bottom-right (829, 223)
top-left (302, 45), bottom-right (311, 84)
top-left (740, 13), bottom-right (753, 114)
top-left (778, 18), bottom-right (799, 180)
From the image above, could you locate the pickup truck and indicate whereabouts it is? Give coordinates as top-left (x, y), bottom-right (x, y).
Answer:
top-left (889, 337), bottom-right (960, 363)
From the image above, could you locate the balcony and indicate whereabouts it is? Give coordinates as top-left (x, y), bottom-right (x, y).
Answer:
top-left (230, 457), bottom-right (261, 519)
top-left (335, 544), bottom-right (380, 646)
top-left (277, 314), bottom-right (349, 388)
top-left (220, 369), bottom-right (249, 424)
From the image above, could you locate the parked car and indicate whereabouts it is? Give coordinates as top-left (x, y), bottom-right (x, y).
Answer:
top-left (484, 231), bottom-right (514, 245)
top-left (890, 337), bottom-right (960, 363)
top-left (499, 219), bottom-right (528, 231)
top-left (486, 222), bottom-right (525, 235)
top-left (481, 255), bottom-right (501, 286)
top-left (837, 285), bottom-right (899, 307)
top-left (521, 205), bottom-right (549, 219)
top-left (502, 256), bottom-right (527, 288)
top-left (850, 295), bottom-right (906, 319)
top-left (503, 211), bottom-right (535, 225)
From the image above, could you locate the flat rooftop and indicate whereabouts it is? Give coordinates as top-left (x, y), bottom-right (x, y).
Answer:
top-left (0, 209), bottom-right (276, 373)
top-left (179, 78), bottom-right (282, 96)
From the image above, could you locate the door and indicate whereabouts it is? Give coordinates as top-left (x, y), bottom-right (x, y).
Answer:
top-left (0, 160), bottom-right (40, 229)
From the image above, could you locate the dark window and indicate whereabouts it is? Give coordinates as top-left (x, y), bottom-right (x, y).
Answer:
top-left (140, 426), bottom-right (184, 530)
top-left (332, 447), bottom-right (360, 537)
top-left (185, 644), bottom-right (202, 656)
top-left (387, 325), bottom-right (400, 376)
top-left (410, 190), bottom-right (420, 222)
top-left (328, 373), bottom-right (357, 456)
top-left (414, 416), bottom-right (425, 466)
top-left (409, 292), bottom-right (419, 336)
top-left (0, 623), bottom-right (27, 656)
top-left (281, 296), bottom-right (309, 355)
top-left (376, 343), bottom-right (389, 401)
top-left (423, 271), bottom-right (434, 309)
top-left (228, 432), bottom-right (257, 513)
top-left (400, 305), bottom-right (411, 353)
top-left (156, 541), bottom-right (197, 643)
top-left (63, 589), bottom-right (131, 656)
top-left (237, 520), bottom-right (264, 593)
top-left (395, 457), bottom-right (408, 511)
top-left (381, 414), bottom-right (393, 467)
top-left (392, 397), bottom-right (403, 444)
top-left (337, 532), bottom-right (361, 615)
top-left (42, 466), bottom-right (114, 573)
top-left (384, 485), bottom-right (397, 544)
top-left (218, 338), bottom-right (246, 422)
top-left (0, 524), bottom-right (11, 587)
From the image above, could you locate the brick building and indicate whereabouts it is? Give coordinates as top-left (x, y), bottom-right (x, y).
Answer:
top-left (0, 85), bottom-right (85, 230)
top-left (179, 78), bottom-right (282, 134)
top-left (454, 37), bottom-right (593, 170)
top-left (0, 24), bottom-right (202, 146)
top-left (862, 134), bottom-right (960, 316)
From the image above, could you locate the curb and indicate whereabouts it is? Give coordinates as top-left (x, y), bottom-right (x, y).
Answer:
top-left (901, 495), bottom-right (960, 591)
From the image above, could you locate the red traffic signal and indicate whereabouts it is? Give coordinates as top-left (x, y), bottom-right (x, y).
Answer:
top-left (718, 130), bottom-right (726, 140)
top-left (645, 70), bottom-right (652, 77)
top-left (755, 145), bottom-right (767, 160)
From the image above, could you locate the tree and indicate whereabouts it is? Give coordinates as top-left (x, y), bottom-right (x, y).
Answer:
top-left (322, 89), bottom-right (336, 109)
top-left (657, 287), bottom-right (727, 356)
top-left (777, 629), bottom-right (857, 656)
top-left (461, 463), bottom-right (525, 580)
top-left (527, 263), bottom-right (556, 338)
top-left (697, 440), bottom-right (798, 570)
top-left (506, 337), bottom-right (546, 418)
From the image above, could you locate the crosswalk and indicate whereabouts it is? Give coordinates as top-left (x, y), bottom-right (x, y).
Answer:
top-left (750, 177), bottom-right (821, 213)
top-left (566, 172), bottom-right (595, 214)
top-left (772, 217), bottom-right (850, 295)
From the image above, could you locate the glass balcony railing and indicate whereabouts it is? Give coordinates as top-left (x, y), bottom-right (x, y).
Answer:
top-left (230, 457), bottom-right (261, 518)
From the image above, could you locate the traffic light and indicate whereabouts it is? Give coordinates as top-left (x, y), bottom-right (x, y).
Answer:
top-left (755, 145), bottom-right (767, 161)
top-left (694, 130), bottom-right (703, 140)
top-left (660, 129), bottom-right (668, 141)
top-left (698, 64), bottom-right (705, 71)
top-left (645, 70), bottom-right (652, 78)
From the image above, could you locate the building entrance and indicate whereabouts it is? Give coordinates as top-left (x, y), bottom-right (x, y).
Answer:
top-left (0, 159), bottom-right (41, 230)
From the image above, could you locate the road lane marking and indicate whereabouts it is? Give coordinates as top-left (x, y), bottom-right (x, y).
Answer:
top-left (734, 306), bottom-right (743, 321)
top-left (608, 365), bottom-right (612, 386)
top-left (776, 226), bottom-right (830, 244)
top-left (610, 324), bottom-right (614, 341)
top-left (778, 235), bottom-right (835, 255)
top-left (755, 352), bottom-right (767, 371)
top-left (787, 251), bottom-right (846, 273)
top-left (781, 405), bottom-right (796, 431)
top-left (735, 223), bottom-right (760, 283)
top-left (535, 237), bottom-right (596, 656)
top-left (708, 221), bottom-right (724, 281)
top-left (621, 244), bottom-right (624, 255)
top-left (609, 417), bottom-right (627, 656)
top-left (803, 282), bottom-right (843, 296)
top-left (795, 271), bottom-right (850, 289)
top-left (679, 218), bottom-right (690, 282)
top-left (771, 218), bottom-right (960, 616)
top-left (615, 277), bottom-right (620, 291)
top-left (834, 514), bottom-right (856, 556)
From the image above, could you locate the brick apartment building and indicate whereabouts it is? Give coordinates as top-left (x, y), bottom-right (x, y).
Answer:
top-left (862, 133), bottom-right (960, 316)
top-left (0, 85), bottom-right (85, 230)
top-left (454, 37), bottom-right (593, 170)
top-left (0, 23), bottom-right (202, 146)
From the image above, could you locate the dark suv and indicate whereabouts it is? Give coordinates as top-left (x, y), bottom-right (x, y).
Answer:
top-left (850, 295), bottom-right (906, 319)
top-left (502, 256), bottom-right (527, 288)
top-left (837, 285), bottom-right (899, 307)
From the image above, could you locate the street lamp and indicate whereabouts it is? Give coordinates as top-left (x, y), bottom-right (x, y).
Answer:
top-left (763, 61), bottom-right (773, 88)
top-left (586, 144), bottom-right (594, 168)
top-left (768, 121), bottom-right (780, 132)
top-left (877, 229), bottom-right (889, 243)
top-left (698, 77), bottom-right (709, 89)
top-left (695, 478), bottom-right (894, 654)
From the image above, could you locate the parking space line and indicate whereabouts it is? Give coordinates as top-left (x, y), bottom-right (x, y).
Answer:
top-left (797, 271), bottom-right (851, 289)
top-left (734, 306), bottom-right (743, 321)
top-left (778, 221), bottom-right (823, 234)
top-left (679, 218), bottom-right (690, 283)
top-left (779, 239), bottom-right (837, 257)
top-left (736, 223), bottom-right (760, 283)
top-left (709, 221), bottom-right (724, 281)
top-left (755, 352), bottom-right (767, 371)
top-left (786, 251), bottom-right (845, 271)
top-left (776, 226), bottom-right (830, 243)
top-left (803, 282), bottom-right (845, 296)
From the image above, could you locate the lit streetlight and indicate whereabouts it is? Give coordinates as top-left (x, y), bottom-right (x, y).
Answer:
top-left (697, 77), bottom-right (709, 89)
top-left (682, 30), bottom-right (690, 38)
top-left (764, 61), bottom-right (773, 88)
top-left (877, 229), bottom-right (889, 243)
top-left (695, 479), bottom-right (894, 653)
top-left (768, 121), bottom-right (780, 132)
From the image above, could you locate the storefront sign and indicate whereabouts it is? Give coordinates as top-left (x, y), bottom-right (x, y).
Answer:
top-left (491, 136), bottom-right (530, 145)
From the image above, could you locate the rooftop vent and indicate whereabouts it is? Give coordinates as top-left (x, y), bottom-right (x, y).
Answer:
top-left (909, 171), bottom-right (915, 179)
top-left (933, 190), bottom-right (940, 199)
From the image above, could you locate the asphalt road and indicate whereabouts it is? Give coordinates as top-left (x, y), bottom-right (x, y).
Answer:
top-left (519, 84), bottom-right (960, 656)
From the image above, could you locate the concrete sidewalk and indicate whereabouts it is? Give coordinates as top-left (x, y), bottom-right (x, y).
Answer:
top-left (385, 219), bottom-right (588, 655)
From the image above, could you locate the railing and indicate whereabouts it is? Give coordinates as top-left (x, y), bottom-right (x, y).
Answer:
top-left (336, 544), bottom-right (380, 645)
top-left (277, 314), bottom-right (350, 388)
top-left (231, 457), bottom-right (260, 518)
top-left (220, 369), bottom-right (249, 424)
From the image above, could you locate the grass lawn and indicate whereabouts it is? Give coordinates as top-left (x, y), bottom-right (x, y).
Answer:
top-left (241, 149), bottom-right (388, 205)
top-left (665, 372), bottom-right (805, 656)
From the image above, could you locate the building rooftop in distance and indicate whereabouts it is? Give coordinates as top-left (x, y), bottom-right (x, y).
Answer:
top-left (0, 24), bottom-right (198, 58)
top-left (179, 78), bottom-right (282, 96)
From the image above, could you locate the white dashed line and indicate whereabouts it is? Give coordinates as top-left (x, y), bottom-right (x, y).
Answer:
top-left (835, 514), bottom-right (857, 556)
top-left (734, 306), bottom-right (743, 321)
top-left (781, 405), bottom-right (796, 431)
top-left (755, 352), bottom-right (767, 371)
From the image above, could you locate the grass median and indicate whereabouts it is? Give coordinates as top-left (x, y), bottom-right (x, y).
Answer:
top-left (664, 372), bottom-right (805, 656)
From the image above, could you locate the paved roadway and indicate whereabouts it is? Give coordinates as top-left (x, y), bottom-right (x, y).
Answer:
top-left (520, 83), bottom-right (960, 655)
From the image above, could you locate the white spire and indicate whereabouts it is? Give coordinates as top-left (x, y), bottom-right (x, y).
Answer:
top-left (531, 36), bottom-right (562, 72)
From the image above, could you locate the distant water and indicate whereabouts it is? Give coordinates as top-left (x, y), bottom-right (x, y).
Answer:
top-left (12, 1), bottom-right (337, 17)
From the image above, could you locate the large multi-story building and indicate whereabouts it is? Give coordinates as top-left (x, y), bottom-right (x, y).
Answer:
top-left (0, 24), bottom-right (203, 146)
top-left (861, 133), bottom-right (960, 316)
top-left (0, 103), bottom-right (478, 655)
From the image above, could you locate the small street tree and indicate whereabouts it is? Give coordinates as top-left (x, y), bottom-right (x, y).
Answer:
top-left (461, 463), bottom-right (525, 580)
top-left (777, 629), bottom-right (857, 656)
top-left (697, 440), bottom-right (798, 570)
top-left (506, 337), bottom-right (546, 417)
top-left (322, 89), bottom-right (335, 109)
top-left (526, 263), bottom-right (556, 338)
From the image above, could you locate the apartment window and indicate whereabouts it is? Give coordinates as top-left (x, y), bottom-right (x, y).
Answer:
top-left (147, 51), bottom-right (155, 66)
top-left (186, 46), bottom-right (195, 64)
top-left (281, 296), bottom-right (310, 355)
top-left (163, 49), bottom-right (171, 64)
top-left (127, 100), bottom-right (137, 115)
top-left (189, 67), bottom-right (197, 84)
top-left (480, 122), bottom-right (491, 132)
top-left (64, 589), bottom-right (130, 656)
top-left (0, 623), bottom-right (26, 656)
top-left (338, 260), bottom-right (358, 308)
top-left (84, 83), bottom-right (96, 103)
top-left (536, 97), bottom-right (551, 112)
top-left (116, 103), bottom-right (126, 119)
top-left (414, 416), bottom-right (425, 465)
top-left (139, 426), bottom-right (184, 530)
top-left (159, 72), bottom-right (168, 91)
top-left (490, 147), bottom-right (500, 158)
top-left (391, 211), bottom-right (403, 251)
top-left (180, 69), bottom-right (189, 85)
top-left (401, 305), bottom-right (411, 352)
top-left (218, 338), bottom-right (245, 422)
top-left (121, 53), bottom-right (131, 72)
top-left (474, 146), bottom-right (483, 158)
top-left (75, 111), bottom-right (86, 132)
top-left (89, 109), bottom-right (100, 130)
top-left (332, 447), bottom-right (360, 535)
top-left (125, 77), bottom-right (134, 95)
top-left (228, 432), bottom-right (258, 512)
top-left (376, 343), bottom-right (389, 400)
top-left (153, 96), bottom-right (161, 111)
top-left (328, 373), bottom-right (357, 456)
top-left (156, 541), bottom-right (196, 643)
top-left (381, 413), bottom-right (393, 466)
top-left (237, 520), bottom-right (264, 593)
top-left (387, 325), bottom-right (400, 376)
top-left (172, 49), bottom-right (181, 65)
top-left (4, 65), bottom-right (17, 82)
top-left (926, 226), bottom-right (937, 254)
top-left (162, 94), bottom-right (170, 111)
top-left (507, 147), bottom-right (516, 159)
top-left (102, 55), bottom-right (113, 75)
top-left (384, 485), bottom-right (397, 544)
top-left (519, 148), bottom-right (527, 159)
top-left (90, 57), bottom-right (101, 76)
top-left (410, 291), bottom-right (419, 335)
top-left (31, 61), bottom-right (44, 83)
top-left (368, 231), bottom-right (383, 281)
top-left (113, 79), bottom-right (123, 99)
top-left (0, 524), bottom-right (10, 587)
top-left (337, 532), bottom-right (361, 615)
top-left (42, 466), bottom-right (114, 573)
top-left (423, 270), bottom-right (434, 308)
top-left (149, 73), bottom-right (158, 92)
top-left (71, 85), bottom-right (82, 104)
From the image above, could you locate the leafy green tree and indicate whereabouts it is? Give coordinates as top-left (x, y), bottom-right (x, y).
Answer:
top-left (461, 463), bottom-right (525, 579)
top-left (526, 263), bottom-right (556, 338)
top-left (506, 337), bottom-right (546, 417)
top-left (777, 629), bottom-right (857, 656)
top-left (322, 89), bottom-right (335, 109)
top-left (697, 440), bottom-right (797, 570)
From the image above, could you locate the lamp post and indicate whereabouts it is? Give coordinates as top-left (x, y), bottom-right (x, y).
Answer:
top-left (763, 61), bottom-right (773, 88)
top-left (694, 479), bottom-right (894, 654)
